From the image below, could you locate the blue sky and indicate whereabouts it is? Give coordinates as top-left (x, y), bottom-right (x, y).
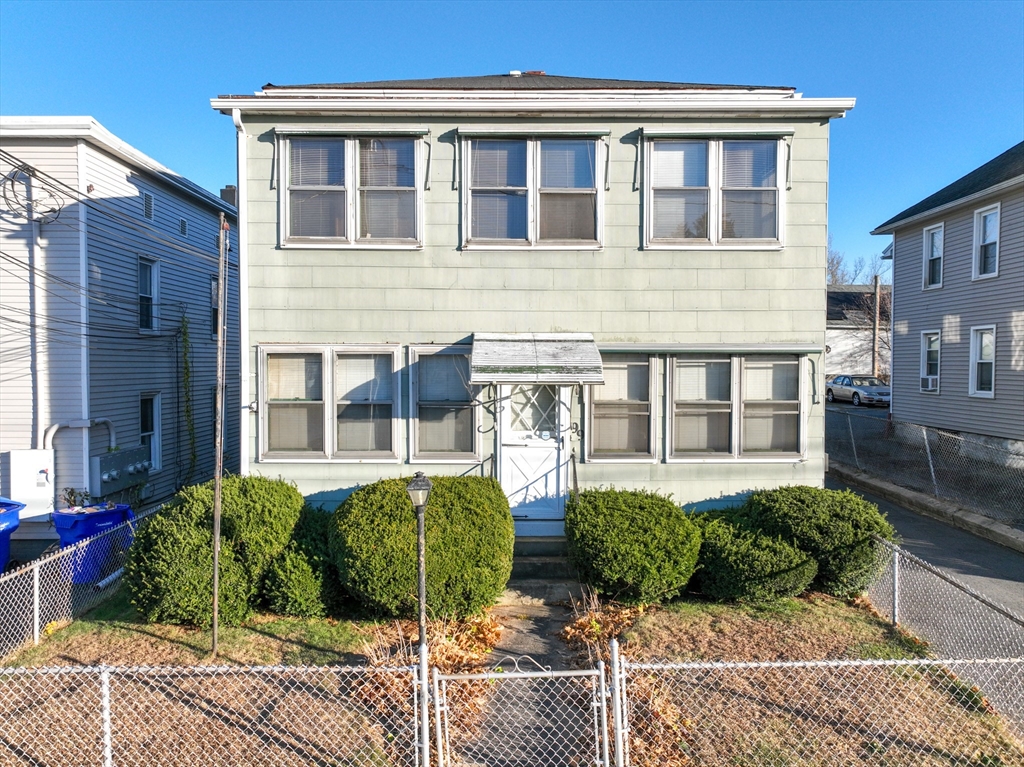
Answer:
top-left (1, 0), bottom-right (1021, 270)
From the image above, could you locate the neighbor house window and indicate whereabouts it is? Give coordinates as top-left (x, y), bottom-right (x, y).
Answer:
top-left (646, 138), bottom-right (781, 247)
top-left (140, 393), bottom-right (161, 470)
top-left (588, 354), bottom-right (655, 458)
top-left (210, 276), bottom-right (219, 339)
top-left (465, 137), bottom-right (600, 246)
top-left (741, 357), bottom-right (800, 454)
top-left (923, 224), bottom-right (943, 288)
top-left (974, 205), bottom-right (999, 278)
top-left (138, 257), bottom-right (157, 331)
top-left (969, 326), bottom-right (995, 397)
top-left (920, 331), bottom-right (940, 392)
top-left (284, 136), bottom-right (420, 245)
top-left (672, 357), bottom-right (732, 455)
top-left (413, 349), bottom-right (476, 459)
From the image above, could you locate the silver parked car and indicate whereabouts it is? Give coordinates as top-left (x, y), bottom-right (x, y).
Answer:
top-left (826, 375), bottom-right (891, 407)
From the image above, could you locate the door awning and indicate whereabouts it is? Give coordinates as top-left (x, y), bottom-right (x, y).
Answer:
top-left (470, 333), bottom-right (604, 385)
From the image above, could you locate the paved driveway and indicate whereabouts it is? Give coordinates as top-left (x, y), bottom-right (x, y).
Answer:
top-left (827, 476), bottom-right (1024, 615)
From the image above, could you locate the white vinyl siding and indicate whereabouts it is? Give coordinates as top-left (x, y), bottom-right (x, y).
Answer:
top-left (969, 326), bottom-right (995, 398)
top-left (465, 137), bottom-right (601, 247)
top-left (283, 136), bottom-right (421, 246)
top-left (588, 354), bottom-right (655, 459)
top-left (920, 331), bottom-right (940, 392)
top-left (973, 204), bottom-right (1000, 279)
top-left (923, 224), bottom-right (943, 288)
top-left (411, 348), bottom-right (477, 461)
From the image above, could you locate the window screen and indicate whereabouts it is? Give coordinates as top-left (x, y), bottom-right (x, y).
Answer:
top-left (674, 357), bottom-right (731, 454)
top-left (335, 354), bottom-right (393, 453)
top-left (539, 140), bottom-right (597, 241)
top-left (418, 353), bottom-right (474, 454)
top-left (591, 355), bottom-right (651, 455)
top-left (721, 141), bottom-right (777, 239)
top-left (359, 139), bottom-right (416, 240)
top-left (470, 140), bottom-right (528, 240)
top-left (651, 141), bottom-right (709, 240)
top-left (267, 353), bottom-right (324, 452)
top-left (741, 357), bottom-right (799, 453)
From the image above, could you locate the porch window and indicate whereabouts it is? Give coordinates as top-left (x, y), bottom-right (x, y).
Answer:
top-left (415, 351), bottom-right (476, 458)
top-left (335, 353), bottom-right (394, 454)
top-left (741, 357), bottom-right (800, 454)
top-left (589, 354), bottom-right (654, 457)
top-left (266, 353), bottom-right (325, 454)
top-left (673, 357), bottom-right (731, 454)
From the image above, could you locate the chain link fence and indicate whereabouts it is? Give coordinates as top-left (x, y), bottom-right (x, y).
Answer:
top-left (0, 664), bottom-right (419, 767)
top-left (0, 511), bottom-right (152, 660)
top-left (825, 407), bottom-right (1024, 525)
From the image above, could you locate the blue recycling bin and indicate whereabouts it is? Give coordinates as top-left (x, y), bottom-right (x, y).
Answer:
top-left (0, 497), bottom-right (25, 572)
top-left (53, 504), bottom-right (134, 584)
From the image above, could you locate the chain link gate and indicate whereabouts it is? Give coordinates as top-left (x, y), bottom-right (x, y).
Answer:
top-left (432, 659), bottom-right (610, 767)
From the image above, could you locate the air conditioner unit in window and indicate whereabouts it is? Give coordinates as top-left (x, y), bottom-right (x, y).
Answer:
top-left (921, 376), bottom-right (939, 392)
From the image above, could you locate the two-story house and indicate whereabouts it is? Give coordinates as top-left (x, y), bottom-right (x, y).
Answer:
top-left (871, 142), bottom-right (1023, 450)
top-left (0, 117), bottom-right (240, 546)
top-left (213, 73), bottom-right (854, 537)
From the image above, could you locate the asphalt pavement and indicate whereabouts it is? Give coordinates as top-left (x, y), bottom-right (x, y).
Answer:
top-left (827, 476), bottom-right (1024, 615)
top-left (825, 401), bottom-right (889, 419)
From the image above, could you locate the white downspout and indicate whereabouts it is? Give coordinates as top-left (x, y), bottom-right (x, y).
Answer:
top-left (232, 108), bottom-right (250, 474)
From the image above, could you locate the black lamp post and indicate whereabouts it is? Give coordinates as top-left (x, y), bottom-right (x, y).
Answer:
top-left (406, 471), bottom-right (432, 765)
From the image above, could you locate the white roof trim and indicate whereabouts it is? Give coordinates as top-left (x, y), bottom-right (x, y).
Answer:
top-left (274, 125), bottom-right (429, 135)
top-left (598, 343), bottom-right (823, 354)
top-left (0, 116), bottom-right (235, 215)
top-left (470, 333), bottom-right (604, 384)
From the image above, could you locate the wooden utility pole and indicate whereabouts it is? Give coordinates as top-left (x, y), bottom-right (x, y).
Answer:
top-left (872, 274), bottom-right (881, 378)
top-left (212, 213), bottom-right (229, 656)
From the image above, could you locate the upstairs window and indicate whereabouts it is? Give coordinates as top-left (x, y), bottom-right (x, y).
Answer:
top-left (138, 257), bottom-right (157, 331)
top-left (646, 138), bottom-right (781, 247)
top-left (923, 224), bottom-right (943, 288)
top-left (284, 136), bottom-right (420, 245)
top-left (266, 353), bottom-right (325, 454)
top-left (974, 205), bottom-right (999, 278)
top-left (465, 137), bottom-right (600, 247)
top-left (969, 326), bottom-right (995, 397)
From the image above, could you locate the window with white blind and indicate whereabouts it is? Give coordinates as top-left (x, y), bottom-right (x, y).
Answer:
top-left (741, 357), bottom-right (800, 455)
top-left (973, 205), bottom-right (999, 279)
top-left (284, 136), bottom-right (420, 245)
top-left (412, 349), bottom-right (477, 460)
top-left (923, 224), bottom-right (943, 289)
top-left (969, 326), bottom-right (995, 398)
top-left (465, 137), bottom-right (601, 246)
top-left (645, 138), bottom-right (781, 247)
top-left (672, 357), bottom-right (732, 455)
top-left (262, 346), bottom-right (400, 459)
top-left (588, 354), bottom-right (655, 458)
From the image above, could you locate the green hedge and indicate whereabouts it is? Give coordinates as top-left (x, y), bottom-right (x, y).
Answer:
top-left (264, 506), bottom-right (346, 618)
top-left (743, 486), bottom-right (896, 596)
top-left (565, 488), bottom-right (701, 604)
top-left (125, 475), bottom-right (305, 627)
top-left (695, 516), bottom-right (818, 602)
top-left (330, 476), bottom-right (514, 618)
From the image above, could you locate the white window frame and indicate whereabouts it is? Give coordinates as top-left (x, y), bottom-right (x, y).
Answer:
top-left (140, 392), bottom-right (162, 471)
top-left (920, 331), bottom-right (941, 393)
top-left (665, 354), bottom-right (807, 462)
top-left (585, 354), bottom-right (658, 463)
top-left (257, 344), bottom-right (402, 463)
top-left (643, 137), bottom-right (786, 250)
top-left (922, 223), bottom-right (944, 289)
top-left (137, 256), bottom-right (158, 333)
top-left (968, 325), bottom-right (996, 398)
top-left (279, 135), bottom-right (425, 249)
top-left (409, 345), bottom-right (480, 463)
top-left (461, 136), bottom-right (606, 250)
top-left (972, 203), bottom-right (1000, 280)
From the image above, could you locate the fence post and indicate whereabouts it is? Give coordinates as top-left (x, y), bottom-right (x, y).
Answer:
top-left (31, 562), bottom-right (40, 645)
top-left (100, 666), bottom-right (113, 767)
top-left (847, 413), bottom-right (861, 470)
top-left (891, 549), bottom-right (900, 628)
top-left (609, 639), bottom-right (625, 767)
top-left (432, 667), bottom-right (445, 767)
top-left (921, 426), bottom-right (939, 496)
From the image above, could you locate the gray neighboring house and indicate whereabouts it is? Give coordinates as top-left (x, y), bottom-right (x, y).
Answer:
top-left (0, 117), bottom-right (240, 540)
top-left (825, 284), bottom-right (891, 378)
top-left (871, 141), bottom-right (1024, 449)
top-left (213, 73), bottom-right (855, 537)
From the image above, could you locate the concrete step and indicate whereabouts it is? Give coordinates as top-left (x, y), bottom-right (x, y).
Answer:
top-left (511, 555), bottom-right (575, 580)
top-left (513, 536), bottom-right (567, 558)
top-left (498, 579), bottom-right (586, 606)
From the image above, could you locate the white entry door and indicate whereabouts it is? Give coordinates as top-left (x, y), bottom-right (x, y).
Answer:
top-left (499, 384), bottom-right (569, 537)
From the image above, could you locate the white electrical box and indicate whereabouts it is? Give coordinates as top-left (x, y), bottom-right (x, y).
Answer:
top-left (0, 449), bottom-right (55, 518)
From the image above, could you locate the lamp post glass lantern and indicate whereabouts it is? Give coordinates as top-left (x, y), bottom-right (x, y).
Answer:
top-left (406, 471), bottom-right (432, 767)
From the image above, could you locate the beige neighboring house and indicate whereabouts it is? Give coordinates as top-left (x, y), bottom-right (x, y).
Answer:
top-left (213, 73), bottom-right (854, 536)
top-left (872, 141), bottom-right (1023, 451)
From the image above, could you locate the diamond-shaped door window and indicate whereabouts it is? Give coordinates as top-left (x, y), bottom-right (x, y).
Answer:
top-left (510, 385), bottom-right (557, 433)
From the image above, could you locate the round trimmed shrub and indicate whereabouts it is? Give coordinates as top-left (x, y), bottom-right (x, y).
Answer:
top-left (695, 516), bottom-right (818, 602)
top-left (330, 476), bottom-right (514, 618)
top-left (264, 506), bottom-right (347, 618)
top-left (565, 488), bottom-right (701, 604)
top-left (743, 486), bottom-right (896, 597)
top-left (125, 501), bottom-right (251, 627)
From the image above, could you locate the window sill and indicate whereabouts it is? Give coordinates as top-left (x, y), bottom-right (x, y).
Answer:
top-left (666, 455), bottom-right (805, 464)
top-left (280, 240), bottom-right (424, 250)
top-left (922, 284), bottom-right (943, 291)
top-left (968, 391), bottom-right (995, 399)
top-left (643, 242), bottom-right (784, 251)
top-left (462, 242), bottom-right (603, 252)
top-left (971, 272), bottom-right (999, 281)
top-left (919, 389), bottom-right (941, 395)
